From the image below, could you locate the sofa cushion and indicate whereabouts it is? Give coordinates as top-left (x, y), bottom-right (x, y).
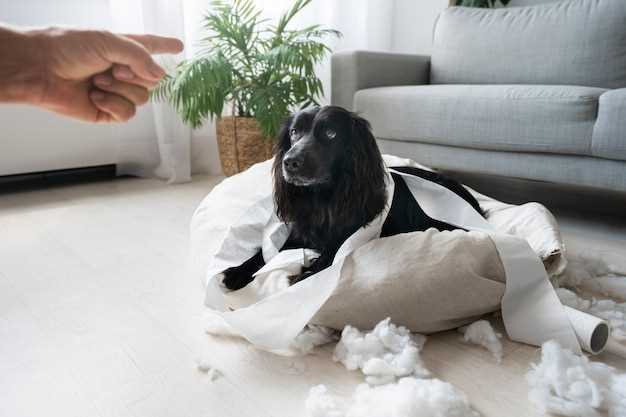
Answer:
top-left (431, 0), bottom-right (626, 89)
top-left (354, 84), bottom-right (607, 156)
top-left (592, 89), bottom-right (626, 162)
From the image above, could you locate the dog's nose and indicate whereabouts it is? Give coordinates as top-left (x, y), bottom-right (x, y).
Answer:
top-left (283, 154), bottom-right (303, 172)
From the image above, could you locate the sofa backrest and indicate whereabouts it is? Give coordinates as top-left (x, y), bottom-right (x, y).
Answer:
top-left (431, 0), bottom-right (626, 89)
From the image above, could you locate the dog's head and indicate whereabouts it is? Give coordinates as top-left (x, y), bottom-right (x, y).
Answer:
top-left (273, 106), bottom-right (383, 187)
top-left (272, 106), bottom-right (386, 223)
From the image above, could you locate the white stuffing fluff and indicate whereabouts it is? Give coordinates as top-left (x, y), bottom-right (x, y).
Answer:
top-left (556, 255), bottom-right (626, 302)
top-left (583, 276), bottom-right (626, 302)
top-left (556, 288), bottom-right (626, 341)
top-left (306, 318), bottom-right (477, 416)
top-left (333, 317), bottom-right (429, 385)
top-left (527, 340), bottom-right (626, 417)
top-left (554, 254), bottom-right (626, 341)
top-left (459, 320), bottom-right (503, 363)
top-left (306, 385), bottom-right (347, 417)
top-left (555, 255), bottom-right (618, 287)
top-left (611, 375), bottom-right (626, 417)
top-left (305, 378), bottom-right (479, 417)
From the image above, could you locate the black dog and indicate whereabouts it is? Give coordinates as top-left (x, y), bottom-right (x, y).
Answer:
top-left (221, 106), bottom-right (483, 290)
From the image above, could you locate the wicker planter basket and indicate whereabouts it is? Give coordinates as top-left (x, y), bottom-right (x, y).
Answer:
top-left (216, 117), bottom-right (274, 176)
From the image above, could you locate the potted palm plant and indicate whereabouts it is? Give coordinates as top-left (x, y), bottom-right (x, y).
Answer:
top-left (153, 0), bottom-right (340, 176)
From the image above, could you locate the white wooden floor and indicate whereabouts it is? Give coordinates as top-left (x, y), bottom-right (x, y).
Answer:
top-left (1, 175), bottom-right (625, 417)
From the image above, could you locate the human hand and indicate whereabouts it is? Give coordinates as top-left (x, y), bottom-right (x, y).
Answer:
top-left (20, 28), bottom-right (183, 122)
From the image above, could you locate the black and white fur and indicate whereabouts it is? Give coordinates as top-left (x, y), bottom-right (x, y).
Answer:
top-left (221, 106), bottom-right (483, 290)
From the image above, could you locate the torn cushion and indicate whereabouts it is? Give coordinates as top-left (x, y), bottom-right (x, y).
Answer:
top-left (311, 228), bottom-right (506, 332)
top-left (190, 155), bottom-right (567, 336)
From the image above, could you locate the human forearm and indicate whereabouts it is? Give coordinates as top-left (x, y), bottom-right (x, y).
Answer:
top-left (0, 25), bottom-right (47, 104)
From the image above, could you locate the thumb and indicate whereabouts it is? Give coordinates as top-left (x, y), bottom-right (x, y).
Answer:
top-left (99, 33), bottom-right (166, 81)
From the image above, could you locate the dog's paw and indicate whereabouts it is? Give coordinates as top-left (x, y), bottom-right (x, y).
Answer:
top-left (220, 267), bottom-right (253, 291)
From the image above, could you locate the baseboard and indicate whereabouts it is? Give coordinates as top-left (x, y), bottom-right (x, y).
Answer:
top-left (0, 165), bottom-right (117, 193)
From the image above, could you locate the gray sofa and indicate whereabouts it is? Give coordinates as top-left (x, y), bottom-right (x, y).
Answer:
top-left (331, 0), bottom-right (626, 192)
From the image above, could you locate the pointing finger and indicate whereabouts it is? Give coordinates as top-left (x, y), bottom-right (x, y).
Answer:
top-left (124, 34), bottom-right (184, 55)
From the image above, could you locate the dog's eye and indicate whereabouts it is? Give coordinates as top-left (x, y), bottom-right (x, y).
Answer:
top-left (289, 128), bottom-right (298, 142)
top-left (326, 129), bottom-right (337, 139)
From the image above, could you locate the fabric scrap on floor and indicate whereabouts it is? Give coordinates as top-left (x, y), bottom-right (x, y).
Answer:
top-left (203, 311), bottom-right (336, 355)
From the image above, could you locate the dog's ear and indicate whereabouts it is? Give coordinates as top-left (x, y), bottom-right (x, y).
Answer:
top-left (349, 112), bottom-right (386, 192)
top-left (273, 114), bottom-right (294, 220)
top-left (273, 115), bottom-right (293, 158)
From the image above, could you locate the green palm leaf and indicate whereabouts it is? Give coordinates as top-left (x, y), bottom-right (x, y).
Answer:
top-left (152, 0), bottom-right (340, 138)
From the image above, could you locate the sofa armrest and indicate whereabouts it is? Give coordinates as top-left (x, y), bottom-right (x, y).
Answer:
top-left (592, 88), bottom-right (626, 162)
top-left (331, 50), bottom-right (431, 110)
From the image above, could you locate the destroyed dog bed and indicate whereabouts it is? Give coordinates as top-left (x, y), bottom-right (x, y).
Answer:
top-left (190, 155), bottom-right (604, 353)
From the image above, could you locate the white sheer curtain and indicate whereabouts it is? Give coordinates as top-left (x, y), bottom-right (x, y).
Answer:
top-left (107, 0), bottom-right (395, 182)
top-left (109, 0), bottom-right (192, 184)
